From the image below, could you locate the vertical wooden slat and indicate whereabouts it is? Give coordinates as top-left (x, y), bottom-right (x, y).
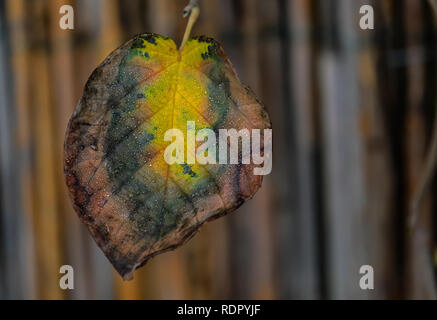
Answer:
top-left (317, 0), bottom-right (369, 299)
top-left (405, 0), bottom-right (437, 299)
top-left (357, 0), bottom-right (397, 299)
top-left (4, 0), bottom-right (39, 299)
top-left (275, 0), bottom-right (320, 299)
top-left (0, 0), bottom-right (33, 299)
top-left (27, 0), bottom-right (63, 299)
top-left (224, 0), bottom-right (275, 299)
top-left (375, 0), bottom-right (410, 298)
top-left (199, 0), bottom-right (232, 300)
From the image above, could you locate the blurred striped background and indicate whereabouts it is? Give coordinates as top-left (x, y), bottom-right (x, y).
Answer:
top-left (0, 0), bottom-right (436, 299)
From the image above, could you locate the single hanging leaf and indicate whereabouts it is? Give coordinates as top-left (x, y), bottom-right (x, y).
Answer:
top-left (64, 33), bottom-right (271, 280)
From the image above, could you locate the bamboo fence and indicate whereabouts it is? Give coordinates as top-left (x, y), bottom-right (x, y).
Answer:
top-left (0, 0), bottom-right (436, 299)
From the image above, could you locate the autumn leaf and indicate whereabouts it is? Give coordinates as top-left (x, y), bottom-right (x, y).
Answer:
top-left (64, 33), bottom-right (271, 280)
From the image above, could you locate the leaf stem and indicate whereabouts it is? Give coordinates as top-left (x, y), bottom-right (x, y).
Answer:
top-left (179, 0), bottom-right (200, 55)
